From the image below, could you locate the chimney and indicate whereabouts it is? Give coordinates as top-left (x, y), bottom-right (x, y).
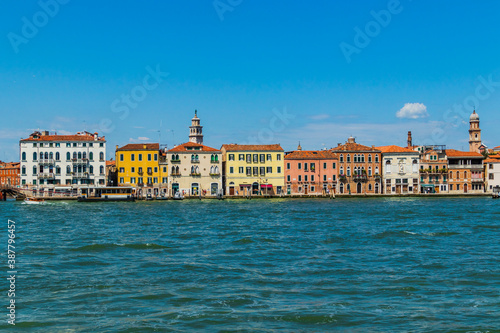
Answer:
top-left (41, 130), bottom-right (49, 136)
top-left (347, 136), bottom-right (355, 144)
top-left (143, 144), bottom-right (147, 149)
top-left (337, 143), bottom-right (341, 147)
top-left (116, 145), bottom-right (119, 150)
top-left (407, 131), bottom-right (413, 148)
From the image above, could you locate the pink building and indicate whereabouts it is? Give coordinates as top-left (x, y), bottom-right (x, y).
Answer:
top-left (284, 145), bottom-right (338, 195)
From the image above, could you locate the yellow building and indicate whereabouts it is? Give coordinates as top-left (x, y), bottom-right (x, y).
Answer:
top-left (221, 144), bottom-right (285, 196)
top-left (115, 143), bottom-right (168, 198)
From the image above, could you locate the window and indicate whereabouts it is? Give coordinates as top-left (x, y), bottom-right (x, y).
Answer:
top-left (131, 154), bottom-right (135, 161)
top-left (154, 154), bottom-right (158, 161)
top-left (323, 175), bottom-right (327, 181)
top-left (267, 154), bottom-right (272, 161)
top-left (239, 167), bottom-right (244, 174)
top-left (246, 154), bottom-right (251, 163)
top-left (260, 154), bottom-right (265, 163)
top-left (33, 143), bottom-right (37, 147)
top-left (239, 154), bottom-right (244, 161)
top-left (230, 167), bottom-right (234, 174)
top-left (368, 155), bottom-right (372, 163)
top-left (119, 167), bottom-right (124, 173)
top-left (130, 177), bottom-right (136, 184)
top-left (73, 143), bottom-right (77, 147)
top-left (120, 154), bottom-right (124, 161)
top-left (66, 143), bottom-right (70, 147)
top-left (332, 175), bottom-right (336, 181)
top-left (21, 166), bottom-right (26, 175)
top-left (298, 163), bottom-right (302, 170)
top-left (266, 167), bottom-right (272, 173)
top-left (120, 177), bottom-right (124, 184)
top-left (277, 154), bottom-right (281, 161)
top-left (311, 175), bottom-right (315, 182)
top-left (260, 167), bottom-right (265, 175)
top-left (131, 167), bottom-right (135, 173)
top-left (229, 154), bottom-right (235, 161)
top-left (148, 154), bottom-right (151, 161)
top-left (246, 167), bottom-right (251, 175)
top-left (386, 160), bottom-right (391, 173)
top-left (89, 166), bottom-right (93, 174)
top-left (139, 154), bottom-right (142, 161)
top-left (253, 167), bottom-right (258, 175)
top-left (287, 175), bottom-right (291, 182)
top-left (253, 154), bottom-right (258, 163)
top-left (100, 143), bottom-right (104, 147)
top-left (347, 154), bottom-right (351, 163)
top-left (287, 163), bottom-right (291, 170)
top-left (22, 152), bottom-right (26, 161)
top-left (332, 162), bottom-right (336, 169)
top-left (33, 152), bottom-right (37, 161)
top-left (323, 163), bottom-right (327, 169)
top-left (304, 175), bottom-right (308, 181)
top-left (298, 175), bottom-right (302, 181)
top-left (154, 167), bottom-right (158, 173)
top-left (375, 155), bottom-right (379, 163)
top-left (154, 177), bottom-right (158, 184)
top-left (340, 154), bottom-right (344, 163)
top-left (304, 163), bottom-right (308, 171)
top-left (277, 167), bottom-right (281, 173)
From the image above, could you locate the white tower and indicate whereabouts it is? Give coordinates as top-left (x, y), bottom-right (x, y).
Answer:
top-left (469, 110), bottom-right (481, 153)
top-left (189, 110), bottom-right (203, 144)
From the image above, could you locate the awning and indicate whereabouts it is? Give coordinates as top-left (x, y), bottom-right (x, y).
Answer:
top-left (421, 184), bottom-right (436, 187)
top-left (261, 184), bottom-right (273, 188)
top-left (239, 184), bottom-right (251, 187)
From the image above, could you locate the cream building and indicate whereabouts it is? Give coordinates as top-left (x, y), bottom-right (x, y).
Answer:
top-left (166, 111), bottom-right (222, 196)
top-left (377, 145), bottom-right (420, 194)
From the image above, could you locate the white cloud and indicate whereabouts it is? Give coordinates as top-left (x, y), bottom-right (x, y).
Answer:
top-left (309, 114), bottom-right (330, 120)
top-left (396, 103), bottom-right (429, 119)
top-left (128, 137), bottom-right (151, 143)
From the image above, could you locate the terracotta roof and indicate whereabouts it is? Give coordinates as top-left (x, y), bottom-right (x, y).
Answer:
top-left (167, 142), bottom-right (220, 152)
top-left (494, 146), bottom-right (500, 150)
top-left (0, 162), bottom-right (20, 169)
top-left (221, 144), bottom-right (283, 152)
top-left (285, 150), bottom-right (338, 160)
top-left (116, 143), bottom-right (159, 151)
top-left (445, 149), bottom-right (483, 158)
top-left (106, 160), bottom-right (116, 166)
top-left (331, 142), bottom-right (380, 152)
top-left (484, 158), bottom-right (500, 163)
top-left (376, 145), bottom-right (419, 154)
top-left (21, 132), bottom-right (105, 142)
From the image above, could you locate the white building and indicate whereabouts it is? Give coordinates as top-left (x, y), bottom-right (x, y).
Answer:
top-left (20, 131), bottom-right (107, 193)
top-left (377, 145), bottom-right (420, 194)
top-left (485, 156), bottom-right (500, 193)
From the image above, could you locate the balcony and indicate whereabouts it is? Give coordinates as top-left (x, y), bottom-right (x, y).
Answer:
top-left (138, 182), bottom-right (144, 187)
top-left (210, 159), bottom-right (220, 164)
top-left (449, 164), bottom-right (483, 170)
top-left (38, 159), bottom-right (54, 165)
top-left (171, 172), bottom-right (181, 177)
top-left (72, 172), bottom-right (89, 178)
top-left (72, 158), bottom-right (89, 164)
top-left (471, 178), bottom-right (484, 182)
top-left (147, 170), bottom-right (153, 175)
top-left (191, 159), bottom-right (200, 163)
top-left (146, 182), bottom-right (153, 187)
top-left (138, 171), bottom-right (144, 175)
top-left (339, 175), bottom-right (347, 182)
top-left (190, 173), bottom-right (201, 177)
top-left (38, 173), bottom-right (55, 179)
top-left (353, 174), bottom-right (368, 182)
top-left (210, 173), bottom-right (220, 177)
top-left (171, 159), bottom-right (181, 163)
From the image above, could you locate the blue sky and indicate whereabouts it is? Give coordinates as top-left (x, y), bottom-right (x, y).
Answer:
top-left (1, 0), bottom-right (500, 161)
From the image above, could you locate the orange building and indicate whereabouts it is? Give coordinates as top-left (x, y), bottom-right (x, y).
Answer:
top-left (0, 162), bottom-right (20, 187)
top-left (446, 149), bottom-right (484, 194)
top-left (331, 137), bottom-right (382, 194)
top-left (284, 144), bottom-right (338, 195)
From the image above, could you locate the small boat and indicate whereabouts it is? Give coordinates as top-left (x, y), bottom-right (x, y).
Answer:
top-left (145, 194), bottom-right (154, 200)
top-left (24, 197), bottom-right (46, 205)
top-left (173, 192), bottom-right (184, 200)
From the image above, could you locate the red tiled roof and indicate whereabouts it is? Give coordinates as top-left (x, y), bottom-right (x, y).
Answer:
top-left (376, 145), bottom-right (419, 154)
top-left (106, 160), bottom-right (116, 166)
top-left (21, 132), bottom-right (105, 142)
top-left (116, 143), bottom-right (159, 151)
top-left (168, 142), bottom-right (220, 152)
top-left (221, 144), bottom-right (283, 152)
top-left (0, 162), bottom-right (20, 169)
top-left (445, 149), bottom-right (483, 158)
top-left (331, 142), bottom-right (380, 152)
top-left (484, 158), bottom-right (500, 163)
top-left (285, 150), bottom-right (338, 160)
top-left (494, 146), bottom-right (500, 149)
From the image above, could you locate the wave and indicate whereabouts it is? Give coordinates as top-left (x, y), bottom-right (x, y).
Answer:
top-left (70, 243), bottom-right (169, 252)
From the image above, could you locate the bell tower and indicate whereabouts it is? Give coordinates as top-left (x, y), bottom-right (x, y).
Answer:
top-left (189, 110), bottom-right (203, 144)
top-left (469, 110), bottom-right (481, 153)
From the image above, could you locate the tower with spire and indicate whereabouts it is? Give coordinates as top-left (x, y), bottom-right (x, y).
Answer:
top-left (189, 110), bottom-right (203, 144)
top-left (469, 110), bottom-right (481, 153)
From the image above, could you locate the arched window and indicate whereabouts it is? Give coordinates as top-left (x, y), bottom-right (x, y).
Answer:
top-left (347, 154), bottom-right (351, 163)
top-left (347, 166), bottom-right (351, 176)
top-left (33, 152), bottom-right (37, 160)
top-left (191, 166), bottom-right (195, 174)
top-left (73, 165), bottom-right (77, 173)
top-left (89, 152), bottom-right (93, 160)
top-left (67, 165), bottom-right (71, 174)
top-left (73, 152), bottom-right (77, 159)
top-left (385, 160), bottom-right (391, 173)
top-left (55, 152), bottom-right (60, 161)
top-left (215, 166), bottom-right (219, 174)
top-left (375, 155), bottom-right (379, 163)
top-left (368, 154), bottom-right (372, 163)
top-left (45, 152), bottom-right (49, 159)
top-left (89, 166), bottom-right (94, 174)
top-left (67, 152), bottom-right (71, 160)
top-left (100, 152), bottom-right (104, 160)
top-left (33, 166), bottom-right (37, 175)
top-left (354, 155), bottom-right (358, 163)
top-left (22, 166), bottom-right (26, 174)
top-left (211, 154), bottom-right (215, 162)
top-left (340, 154), bottom-right (344, 163)
top-left (412, 160), bottom-right (418, 173)
top-left (56, 166), bottom-right (60, 174)
top-left (340, 166), bottom-right (344, 175)
top-left (83, 152), bottom-right (87, 159)
top-left (171, 166), bottom-right (176, 174)
top-left (361, 155), bottom-right (365, 163)
top-left (464, 171), bottom-right (467, 179)
top-left (22, 152), bottom-right (26, 161)
top-left (215, 154), bottom-right (219, 161)
top-left (456, 171), bottom-right (460, 179)
top-left (78, 152), bottom-right (82, 159)
top-left (49, 152), bottom-right (53, 160)
top-left (100, 166), bottom-right (104, 174)
top-left (176, 166), bottom-right (179, 174)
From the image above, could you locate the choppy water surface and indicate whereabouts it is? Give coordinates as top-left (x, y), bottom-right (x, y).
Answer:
top-left (1, 197), bottom-right (499, 332)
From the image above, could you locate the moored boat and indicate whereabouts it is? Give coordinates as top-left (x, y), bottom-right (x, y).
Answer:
top-left (173, 192), bottom-right (184, 200)
top-left (77, 186), bottom-right (135, 202)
